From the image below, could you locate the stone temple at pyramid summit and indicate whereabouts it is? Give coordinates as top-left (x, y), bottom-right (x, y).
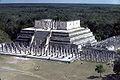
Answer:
top-left (0, 19), bottom-right (99, 62)
top-left (16, 19), bottom-right (97, 49)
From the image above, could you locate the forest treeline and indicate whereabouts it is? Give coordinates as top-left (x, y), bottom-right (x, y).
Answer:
top-left (0, 4), bottom-right (120, 42)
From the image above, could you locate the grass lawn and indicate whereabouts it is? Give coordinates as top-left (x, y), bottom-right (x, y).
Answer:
top-left (0, 55), bottom-right (113, 80)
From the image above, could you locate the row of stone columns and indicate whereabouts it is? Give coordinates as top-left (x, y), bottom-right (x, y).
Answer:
top-left (0, 42), bottom-right (117, 63)
top-left (0, 43), bottom-right (78, 60)
top-left (77, 48), bottom-right (116, 63)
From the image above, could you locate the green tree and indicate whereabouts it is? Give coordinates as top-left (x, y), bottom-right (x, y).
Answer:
top-left (95, 64), bottom-right (105, 78)
top-left (113, 59), bottom-right (120, 75)
top-left (117, 49), bottom-right (120, 54)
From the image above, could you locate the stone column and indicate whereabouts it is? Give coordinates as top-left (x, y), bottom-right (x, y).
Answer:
top-left (17, 44), bottom-right (20, 54)
top-left (48, 46), bottom-right (50, 56)
top-left (14, 44), bottom-right (17, 54)
top-left (24, 45), bottom-right (26, 54)
top-left (51, 47), bottom-right (54, 57)
top-left (91, 50), bottom-right (94, 61)
top-left (40, 47), bottom-right (42, 56)
top-left (75, 49), bottom-right (77, 59)
top-left (17, 43), bottom-right (21, 54)
top-left (14, 43), bottom-right (17, 54)
top-left (57, 47), bottom-right (59, 57)
top-left (38, 47), bottom-right (40, 56)
top-left (54, 47), bottom-right (57, 57)
top-left (66, 48), bottom-right (69, 57)
top-left (1, 44), bottom-right (4, 52)
top-left (96, 51), bottom-right (99, 62)
top-left (6, 44), bottom-right (10, 53)
top-left (106, 52), bottom-right (108, 62)
top-left (43, 47), bottom-right (45, 56)
top-left (45, 47), bottom-right (48, 56)
top-left (48, 46), bottom-right (50, 55)
top-left (29, 46), bottom-right (32, 55)
top-left (32, 46), bottom-right (34, 55)
top-left (112, 53), bottom-right (115, 61)
top-left (63, 48), bottom-right (66, 58)
top-left (68, 48), bottom-right (71, 59)
top-left (42, 47), bottom-right (44, 56)
top-left (60, 46), bottom-right (62, 56)
top-left (56, 49), bottom-right (59, 58)
top-left (71, 48), bottom-right (74, 58)
top-left (35, 47), bottom-right (37, 56)
top-left (65, 48), bottom-right (67, 57)
top-left (4, 44), bottom-right (7, 52)
top-left (10, 43), bottom-right (13, 53)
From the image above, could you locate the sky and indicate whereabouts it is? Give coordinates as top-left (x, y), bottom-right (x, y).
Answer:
top-left (0, 0), bottom-right (120, 4)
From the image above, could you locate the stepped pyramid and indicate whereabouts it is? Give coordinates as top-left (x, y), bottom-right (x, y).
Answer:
top-left (15, 19), bottom-right (97, 50)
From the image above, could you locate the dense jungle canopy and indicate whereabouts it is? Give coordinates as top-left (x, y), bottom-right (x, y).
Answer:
top-left (0, 4), bottom-right (120, 42)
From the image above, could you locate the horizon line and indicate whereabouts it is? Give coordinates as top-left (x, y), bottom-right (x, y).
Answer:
top-left (0, 3), bottom-right (120, 5)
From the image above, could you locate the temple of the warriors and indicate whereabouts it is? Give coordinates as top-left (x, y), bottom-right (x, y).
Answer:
top-left (16, 19), bottom-right (97, 50)
top-left (0, 19), bottom-right (117, 63)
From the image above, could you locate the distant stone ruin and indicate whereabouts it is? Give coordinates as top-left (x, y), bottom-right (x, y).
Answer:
top-left (0, 19), bottom-right (118, 63)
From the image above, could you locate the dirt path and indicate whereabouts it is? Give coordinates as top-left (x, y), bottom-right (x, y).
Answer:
top-left (1, 66), bottom-right (48, 80)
